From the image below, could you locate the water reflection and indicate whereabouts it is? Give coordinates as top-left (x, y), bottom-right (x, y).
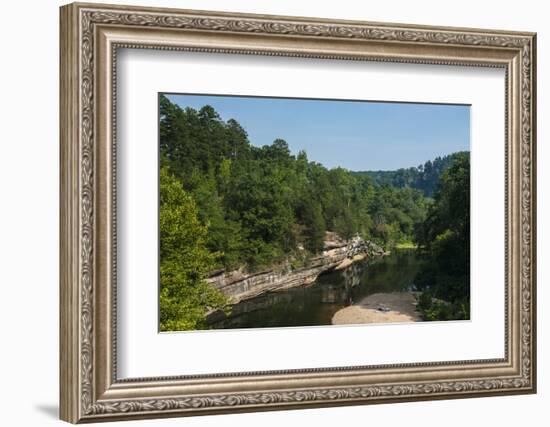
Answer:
top-left (205, 249), bottom-right (423, 330)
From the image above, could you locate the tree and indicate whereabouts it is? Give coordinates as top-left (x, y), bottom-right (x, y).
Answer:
top-left (158, 96), bottom-right (471, 328)
top-left (300, 201), bottom-right (326, 253)
top-left (355, 152), bottom-right (467, 197)
top-left (414, 152), bottom-right (470, 320)
top-left (159, 96), bottom-right (444, 274)
top-left (159, 167), bottom-right (229, 331)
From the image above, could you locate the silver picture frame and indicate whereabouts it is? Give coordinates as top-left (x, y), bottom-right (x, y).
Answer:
top-left (60, 2), bottom-right (537, 422)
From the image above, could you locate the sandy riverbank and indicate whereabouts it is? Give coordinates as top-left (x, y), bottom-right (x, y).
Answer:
top-left (331, 292), bottom-right (421, 325)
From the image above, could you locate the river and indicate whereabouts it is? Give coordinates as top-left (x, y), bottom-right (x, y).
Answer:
top-left (206, 249), bottom-right (424, 330)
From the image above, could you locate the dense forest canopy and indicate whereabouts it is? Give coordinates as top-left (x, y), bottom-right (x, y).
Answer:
top-left (354, 151), bottom-right (469, 197)
top-left (160, 95), bottom-right (433, 270)
top-left (413, 152), bottom-right (470, 320)
top-left (158, 94), bottom-right (470, 329)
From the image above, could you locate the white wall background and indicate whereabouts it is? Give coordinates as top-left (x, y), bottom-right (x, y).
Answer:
top-left (0, 0), bottom-right (545, 426)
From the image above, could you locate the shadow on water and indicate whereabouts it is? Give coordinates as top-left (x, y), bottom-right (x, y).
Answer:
top-left (207, 249), bottom-right (424, 330)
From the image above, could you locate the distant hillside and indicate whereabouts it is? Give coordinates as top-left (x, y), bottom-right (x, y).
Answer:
top-left (354, 151), bottom-right (469, 197)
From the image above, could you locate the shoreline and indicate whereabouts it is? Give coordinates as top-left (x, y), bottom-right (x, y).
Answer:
top-left (207, 235), bottom-right (387, 303)
top-left (331, 292), bottom-right (421, 325)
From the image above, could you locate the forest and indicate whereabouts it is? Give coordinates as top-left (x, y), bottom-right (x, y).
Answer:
top-left (354, 152), bottom-right (465, 197)
top-left (158, 94), bottom-right (470, 330)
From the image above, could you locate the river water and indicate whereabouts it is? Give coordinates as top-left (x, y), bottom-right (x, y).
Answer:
top-left (206, 249), bottom-right (424, 330)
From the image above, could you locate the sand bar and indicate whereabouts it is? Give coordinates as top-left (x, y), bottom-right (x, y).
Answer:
top-left (332, 292), bottom-right (421, 325)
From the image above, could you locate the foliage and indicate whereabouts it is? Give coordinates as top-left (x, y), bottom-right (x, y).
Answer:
top-left (159, 95), bottom-right (431, 271)
top-left (355, 152), bottom-right (467, 197)
top-left (413, 152), bottom-right (470, 320)
top-left (158, 94), bottom-right (470, 329)
top-left (159, 167), bottom-right (229, 331)
top-left (416, 290), bottom-right (469, 321)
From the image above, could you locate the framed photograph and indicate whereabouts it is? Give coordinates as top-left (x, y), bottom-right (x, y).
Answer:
top-left (60, 2), bottom-right (537, 423)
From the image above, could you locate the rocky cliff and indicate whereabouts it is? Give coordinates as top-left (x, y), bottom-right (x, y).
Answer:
top-left (207, 232), bottom-right (386, 303)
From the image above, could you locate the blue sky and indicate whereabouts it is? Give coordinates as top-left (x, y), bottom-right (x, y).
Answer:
top-left (166, 93), bottom-right (470, 171)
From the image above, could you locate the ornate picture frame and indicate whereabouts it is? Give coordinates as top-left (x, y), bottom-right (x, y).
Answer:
top-left (60, 2), bottom-right (536, 423)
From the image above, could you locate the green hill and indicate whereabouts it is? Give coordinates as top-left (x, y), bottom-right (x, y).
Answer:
top-left (353, 152), bottom-right (469, 197)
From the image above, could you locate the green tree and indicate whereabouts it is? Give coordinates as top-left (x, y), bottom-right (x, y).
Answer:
top-left (159, 167), bottom-right (229, 331)
top-left (300, 201), bottom-right (326, 253)
top-left (354, 151), bottom-right (467, 197)
top-left (158, 96), bottom-right (472, 329)
top-left (414, 152), bottom-right (470, 320)
top-left (159, 96), bottom-right (443, 275)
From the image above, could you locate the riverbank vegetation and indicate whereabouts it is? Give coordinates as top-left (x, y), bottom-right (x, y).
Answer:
top-left (159, 168), bottom-right (230, 331)
top-left (413, 152), bottom-right (470, 320)
top-left (159, 95), bottom-right (470, 329)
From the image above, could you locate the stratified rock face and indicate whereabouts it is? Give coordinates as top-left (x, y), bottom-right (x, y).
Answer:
top-left (207, 232), bottom-right (385, 303)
